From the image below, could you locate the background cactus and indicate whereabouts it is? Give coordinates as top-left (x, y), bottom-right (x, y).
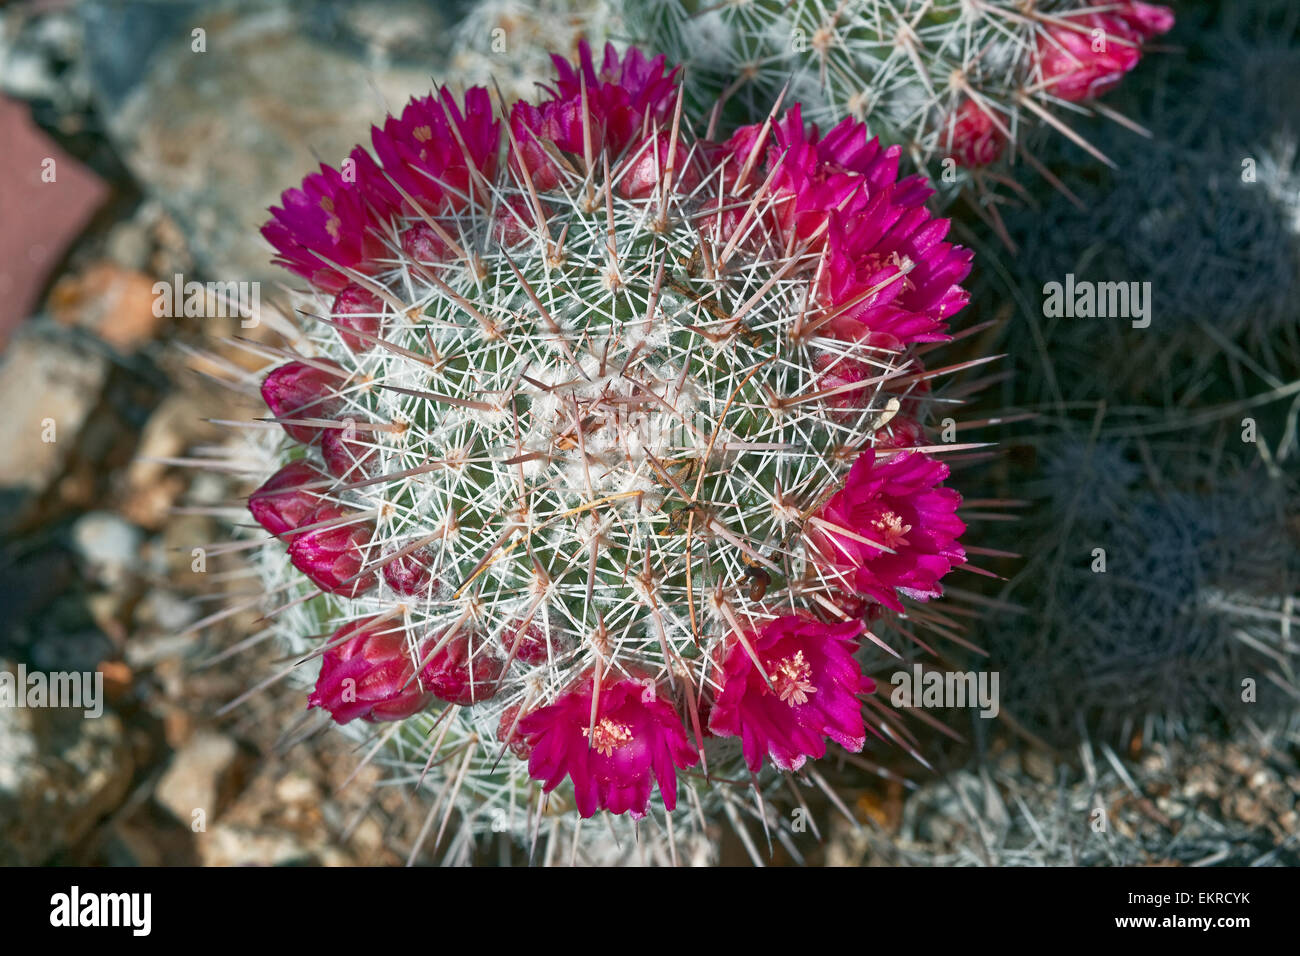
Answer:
top-left (976, 429), bottom-right (1298, 745)
top-left (208, 39), bottom-right (998, 862)
top-left (979, 0), bottom-right (1300, 407)
top-left (609, 0), bottom-right (1174, 225)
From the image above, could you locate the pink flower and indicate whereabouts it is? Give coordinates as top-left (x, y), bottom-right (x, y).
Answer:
top-left (329, 284), bottom-right (383, 353)
top-left (419, 630), bottom-right (504, 706)
top-left (261, 162), bottom-right (389, 293)
top-left (719, 107), bottom-right (971, 348)
top-left (815, 209), bottom-right (972, 349)
top-left (1037, 3), bottom-right (1174, 102)
top-left (287, 504), bottom-right (377, 597)
top-left (248, 461), bottom-right (330, 537)
top-left (805, 450), bottom-right (965, 612)
top-left (260, 360), bottom-right (344, 444)
top-left (946, 99), bottom-right (1006, 168)
top-left (308, 617), bottom-right (430, 724)
top-left (708, 614), bottom-right (874, 772)
top-left (518, 672), bottom-right (698, 818)
top-left (369, 87), bottom-right (500, 215)
top-left (509, 41), bottom-right (678, 190)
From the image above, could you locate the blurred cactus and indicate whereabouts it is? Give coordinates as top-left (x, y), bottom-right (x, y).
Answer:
top-left (986, 0), bottom-right (1300, 406)
top-left (981, 430), bottom-right (1298, 744)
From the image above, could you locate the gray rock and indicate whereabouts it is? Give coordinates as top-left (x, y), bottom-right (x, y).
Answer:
top-left (71, 511), bottom-right (144, 588)
top-left (154, 729), bottom-right (241, 827)
top-left (0, 679), bottom-right (133, 865)
top-left (0, 322), bottom-right (110, 531)
top-left (91, 1), bottom-right (454, 285)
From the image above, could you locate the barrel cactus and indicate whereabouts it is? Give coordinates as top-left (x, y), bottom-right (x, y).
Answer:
top-left (228, 39), bottom-right (983, 863)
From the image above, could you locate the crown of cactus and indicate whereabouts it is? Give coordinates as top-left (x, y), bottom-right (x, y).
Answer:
top-left (238, 39), bottom-right (982, 862)
top-left (617, 0), bottom-right (1173, 213)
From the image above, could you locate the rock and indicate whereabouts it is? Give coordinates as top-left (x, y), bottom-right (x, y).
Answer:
top-left (92, 2), bottom-right (453, 286)
top-left (49, 261), bottom-right (166, 352)
top-left (0, 99), bottom-right (108, 349)
top-left (0, 322), bottom-right (110, 531)
top-left (71, 510), bottom-right (144, 588)
top-left (198, 824), bottom-right (340, 867)
top-left (154, 729), bottom-right (242, 827)
top-left (0, 683), bottom-right (133, 865)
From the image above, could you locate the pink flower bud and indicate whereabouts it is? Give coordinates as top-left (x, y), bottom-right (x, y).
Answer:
top-left (947, 99), bottom-right (1006, 168)
top-left (496, 703), bottom-right (533, 759)
top-left (401, 222), bottom-right (453, 264)
top-left (1037, 3), bottom-right (1174, 103)
top-left (500, 618), bottom-right (550, 665)
top-left (308, 617), bottom-right (431, 724)
top-left (419, 630), bottom-right (504, 705)
top-left (330, 284), bottom-right (383, 353)
top-left (248, 460), bottom-right (331, 537)
top-left (321, 424), bottom-right (377, 479)
top-left (261, 360), bottom-right (344, 444)
top-left (287, 505), bottom-right (377, 596)
top-left (381, 546), bottom-right (438, 596)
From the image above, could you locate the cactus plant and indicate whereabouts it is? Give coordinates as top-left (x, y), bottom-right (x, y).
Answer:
top-left (614, 0), bottom-right (1174, 219)
top-left (980, 0), bottom-right (1300, 407)
top-left (200, 39), bottom-right (997, 863)
top-left (980, 429), bottom-right (1299, 745)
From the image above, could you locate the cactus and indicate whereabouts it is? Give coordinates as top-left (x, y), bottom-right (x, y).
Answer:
top-left (613, 0), bottom-right (1174, 216)
top-left (979, 430), bottom-right (1299, 745)
top-left (982, 0), bottom-right (1300, 406)
top-left (202, 40), bottom-right (994, 863)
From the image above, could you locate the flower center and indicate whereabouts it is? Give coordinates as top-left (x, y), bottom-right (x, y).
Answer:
top-left (584, 717), bottom-right (634, 756)
top-left (769, 651), bottom-right (817, 707)
top-left (871, 509), bottom-right (912, 549)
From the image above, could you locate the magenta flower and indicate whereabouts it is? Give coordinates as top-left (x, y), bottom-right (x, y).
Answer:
top-left (287, 504), bottom-right (377, 597)
top-left (248, 460), bottom-right (330, 537)
top-left (261, 161), bottom-right (389, 293)
top-left (518, 672), bottom-right (698, 818)
top-left (1037, 2), bottom-right (1175, 102)
top-left (308, 616), bottom-right (430, 724)
top-left (718, 106), bottom-right (971, 348)
top-left (805, 450), bottom-right (966, 612)
top-left (815, 209), bottom-right (972, 349)
top-left (260, 360), bottom-right (344, 444)
top-left (329, 284), bottom-right (383, 353)
top-left (369, 86), bottom-right (500, 215)
top-left (709, 614), bottom-right (874, 772)
top-left (419, 630), bottom-right (504, 706)
top-left (509, 41), bottom-right (679, 190)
